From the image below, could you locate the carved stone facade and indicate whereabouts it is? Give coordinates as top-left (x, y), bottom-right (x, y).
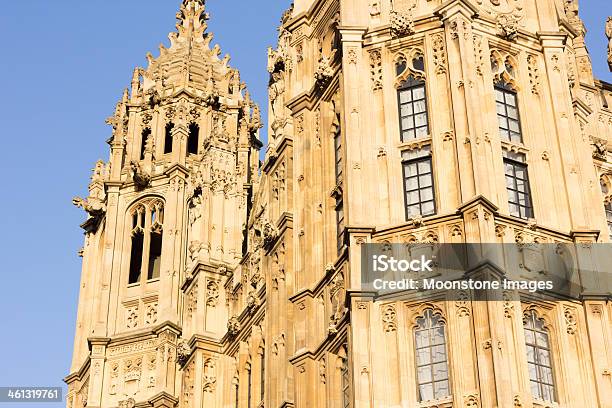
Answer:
top-left (67, 1), bottom-right (612, 408)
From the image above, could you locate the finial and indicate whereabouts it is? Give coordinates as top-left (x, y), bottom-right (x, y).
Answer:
top-left (176, 0), bottom-right (209, 39)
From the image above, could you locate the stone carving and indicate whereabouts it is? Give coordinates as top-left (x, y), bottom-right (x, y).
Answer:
top-left (347, 47), bottom-right (358, 64)
top-left (607, 17), bottom-right (612, 71)
top-left (382, 305), bottom-right (398, 332)
top-left (319, 358), bottom-right (327, 384)
top-left (527, 54), bottom-right (540, 94)
top-left (186, 283), bottom-right (198, 319)
top-left (591, 136), bottom-right (608, 160)
top-left (177, 339), bottom-right (192, 366)
top-left (268, 71), bottom-right (286, 121)
top-left (564, 306), bottom-right (577, 335)
top-left (118, 398), bottom-right (136, 408)
top-left (497, 12), bottom-right (520, 39)
top-left (246, 290), bottom-right (260, 311)
top-left (432, 34), bottom-right (448, 74)
top-left (464, 393), bottom-right (481, 407)
top-left (72, 196), bottom-right (106, 219)
top-left (272, 332), bottom-right (286, 355)
top-left (513, 395), bottom-right (523, 407)
top-left (491, 49), bottom-right (519, 89)
top-left (203, 358), bottom-right (217, 392)
top-left (370, 1), bottom-right (381, 17)
top-left (564, 0), bottom-right (580, 23)
top-left (328, 273), bottom-right (347, 334)
top-left (206, 281), bottom-right (219, 307)
top-left (370, 49), bottom-right (383, 91)
top-left (129, 161), bottom-right (151, 189)
top-left (227, 315), bottom-right (241, 335)
top-left (126, 306), bottom-right (139, 329)
top-left (503, 291), bottom-right (515, 318)
top-left (473, 35), bottom-right (484, 75)
top-left (145, 302), bottom-right (158, 325)
top-left (455, 290), bottom-right (471, 317)
top-left (390, 10), bottom-right (415, 37)
top-left (182, 361), bottom-right (195, 408)
top-left (314, 56), bottom-right (334, 88)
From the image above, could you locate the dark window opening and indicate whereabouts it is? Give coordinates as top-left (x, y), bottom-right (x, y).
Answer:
top-left (396, 58), bottom-right (407, 76)
top-left (129, 231), bottom-right (144, 284)
top-left (336, 200), bottom-right (345, 254)
top-left (147, 232), bottom-right (163, 280)
top-left (188, 123), bottom-right (200, 155)
top-left (164, 123), bottom-right (174, 154)
top-left (140, 128), bottom-right (151, 160)
top-left (260, 349), bottom-right (265, 403)
top-left (334, 131), bottom-right (343, 183)
top-left (412, 56), bottom-right (425, 72)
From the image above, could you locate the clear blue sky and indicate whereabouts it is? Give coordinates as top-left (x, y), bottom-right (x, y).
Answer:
top-left (0, 1), bottom-right (609, 407)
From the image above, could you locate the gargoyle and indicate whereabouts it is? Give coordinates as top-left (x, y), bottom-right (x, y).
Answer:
top-left (72, 196), bottom-right (106, 218)
top-left (176, 340), bottom-right (192, 366)
top-left (262, 220), bottom-right (279, 247)
top-left (227, 316), bottom-right (241, 336)
top-left (130, 161), bottom-right (151, 189)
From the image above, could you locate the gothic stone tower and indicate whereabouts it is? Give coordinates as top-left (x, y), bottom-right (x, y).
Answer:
top-left (68, 1), bottom-right (612, 408)
top-left (260, 0), bottom-right (612, 408)
top-left (66, 1), bottom-right (263, 407)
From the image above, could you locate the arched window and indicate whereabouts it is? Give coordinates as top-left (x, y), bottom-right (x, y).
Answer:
top-left (164, 123), bottom-right (174, 154)
top-left (147, 202), bottom-right (164, 280)
top-left (414, 309), bottom-right (450, 402)
top-left (128, 205), bottom-right (145, 284)
top-left (396, 53), bottom-right (428, 142)
top-left (127, 200), bottom-right (164, 285)
top-left (523, 311), bottom-right (556, 403)
top-left (187, 123), bottom-right (199, 155)
top-left (140, 128), bottom-right (152, 160)
top-left (605, 202), bottom-right (612, 240)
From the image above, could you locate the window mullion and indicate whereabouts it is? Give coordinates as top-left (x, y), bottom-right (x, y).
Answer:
top-left (141, 209), bottom-right (153, 284)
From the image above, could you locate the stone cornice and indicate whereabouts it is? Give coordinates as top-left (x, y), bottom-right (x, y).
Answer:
top-left (573, 97), bottom-right (594, 119)
top-left (495, 213), bottom-right (572, 241)
top-left (536, 31), bottom-right (568, 48)
top-left (262, 135), bottom-right (293, 173)
top-left (288, 313), bottom-right (349, 364)
top-left (64, 357), bottom-right (91, 384)
top-left (570, 229), bottom-right (600, 242)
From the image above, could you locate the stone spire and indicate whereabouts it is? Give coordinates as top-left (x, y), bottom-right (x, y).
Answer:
top-left (127, 0), bottom-right (233, 101)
